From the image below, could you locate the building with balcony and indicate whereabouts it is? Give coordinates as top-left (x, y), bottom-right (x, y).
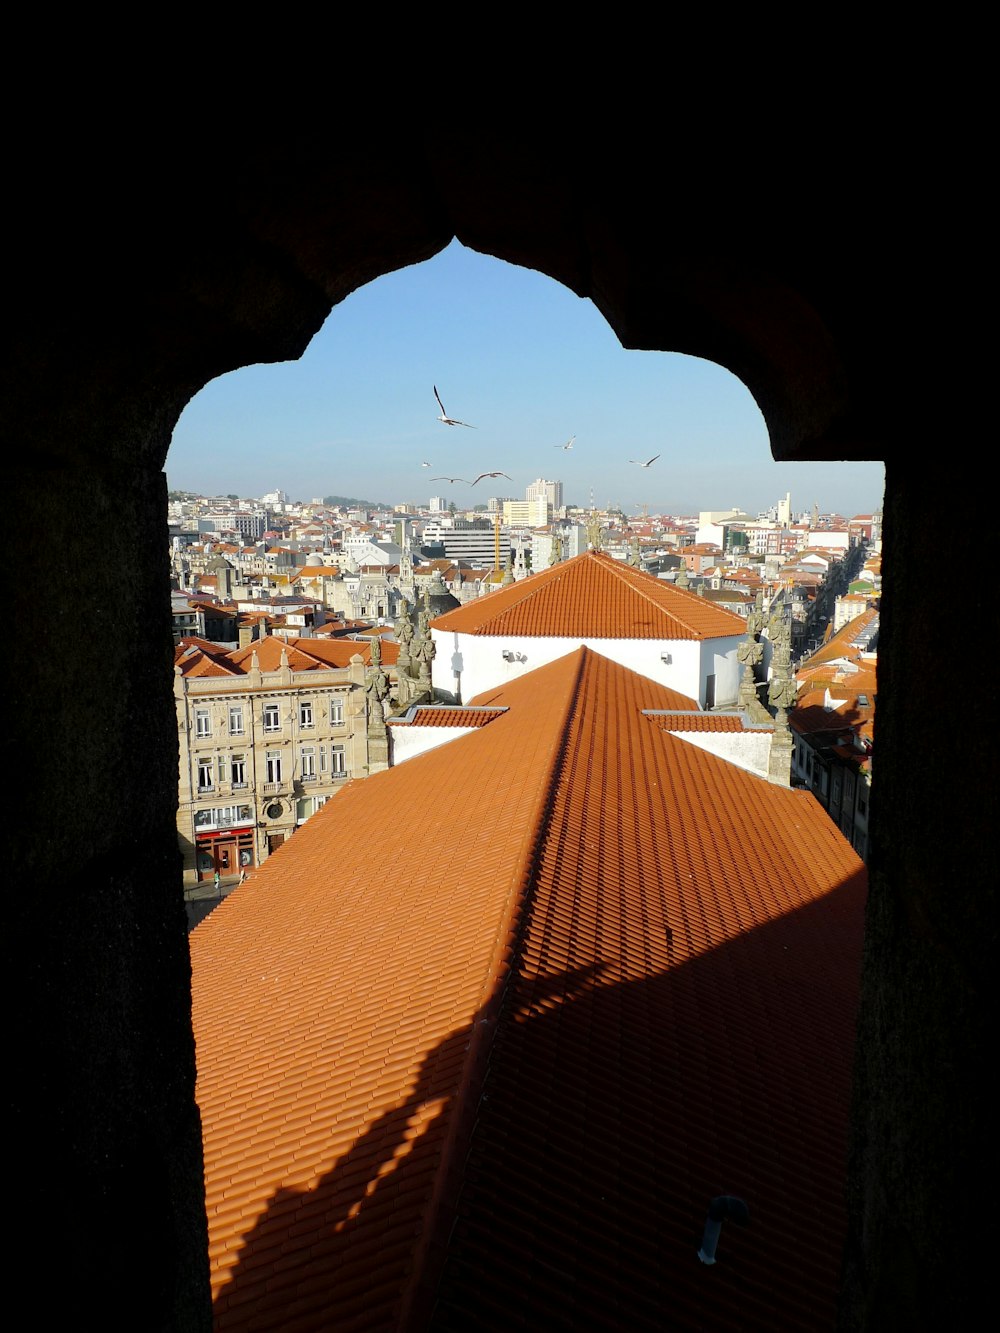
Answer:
top-left (174, 634), bottom-right (395, 884)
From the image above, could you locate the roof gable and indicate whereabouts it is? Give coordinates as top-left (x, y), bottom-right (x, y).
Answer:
top-left (430, 550), bottom-right (747, 640)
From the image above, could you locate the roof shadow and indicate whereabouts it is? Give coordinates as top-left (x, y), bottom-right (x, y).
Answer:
top-left (210, 872), bottom-right (865, 1331)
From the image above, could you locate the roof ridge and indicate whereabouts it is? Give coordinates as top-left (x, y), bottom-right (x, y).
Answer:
top-left (600, 553), bottom-right (720, 636)
top-left (401, 649), bottom-right (590, 1316)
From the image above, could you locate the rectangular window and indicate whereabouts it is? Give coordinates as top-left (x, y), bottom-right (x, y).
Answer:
top-left (266, 750), bottom-right (282, 784)
top-left (195, 708), bottom-right (212, 738)
top-left (231, 754), bottom-right (246, 788)
top-left (299, 700), bottom-right (314, 728)
top-left (197, 758), bottom-right (214, 790)
top-left (330, 698), bottom-right (344, 726)
top-left (263, 703), bottom-right (280, 732)
top-left (217, 754), bottom-right (227, 784)
top-left (300, 746), bottom-right (316, 780)
top-left (331, 744), bottom-right (346, 776)
top-left (229, 705), bottom-right (244, 736)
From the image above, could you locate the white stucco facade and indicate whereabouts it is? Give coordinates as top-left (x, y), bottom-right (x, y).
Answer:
top-left (388, 723), bottom-right (478, 765)
top-left (431, 628), bottom-right (743, 709)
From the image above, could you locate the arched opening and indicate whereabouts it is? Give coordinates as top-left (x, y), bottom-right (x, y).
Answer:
top-left (9, 134), bottom-right (983, 1332)
top-left (167, 240), bottom-right (885, 518)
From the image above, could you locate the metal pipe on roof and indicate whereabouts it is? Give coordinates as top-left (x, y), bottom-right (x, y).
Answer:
top-left (697, 1195), bottom-right (750, 1265)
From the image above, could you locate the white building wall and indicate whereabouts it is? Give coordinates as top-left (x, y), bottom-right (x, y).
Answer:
top-left (668, 728), bottom-right (773, 777)
top-left (703, 638), bottom-right (743, 708)
top-left (388, 724), bottom-right (477, 764)
top-left (431, 629), bottom-right (741, 708)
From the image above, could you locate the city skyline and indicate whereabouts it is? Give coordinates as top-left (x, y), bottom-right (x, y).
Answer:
top-left (168, 240), bottom-right (885, 518)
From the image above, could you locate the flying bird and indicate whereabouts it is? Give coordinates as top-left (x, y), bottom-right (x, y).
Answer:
top-left (430, 475), bottom-right (472, 485)
top-left (554, 436), bottom-right (576, 450)
top-left (629, 454), bottom-right (660, 468)
top-left (421, 461), bottom-right (432, 468)
top-left (470, 471), bottom-right (513, 485)
top-left (434, 385), bottom-right (476, 428)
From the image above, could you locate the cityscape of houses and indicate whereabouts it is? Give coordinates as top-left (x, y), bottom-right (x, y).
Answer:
top-left (179, 478), bottom-right (878, 1330)
top-left (172, 481), bottom-right (880, 890)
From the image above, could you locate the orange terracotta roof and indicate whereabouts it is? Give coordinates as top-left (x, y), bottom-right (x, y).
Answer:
top-left (431, 551), bottom-right (747, 640)
top-left (286, 637), bottom-right (400, 668)
top-left (226, 637), bottom-right (332, 673)
top-left (650, 711), bottom-right (771, 733)
top-left (393, 706), bottom-right (508, 728)
top-left (192, 647), bottom-right (865, 1332)
top-left (173, 642), bottom-right (242, 678)
top-left (175, 635), bottom-right (231, 658)
top-left (802, 609), bottom-right (879, 669)
top-left (176, 634), bottom-right (399, 679)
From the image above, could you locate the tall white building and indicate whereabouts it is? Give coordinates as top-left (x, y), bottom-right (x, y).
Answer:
top-left (526, 478), bottom-right (563, 510)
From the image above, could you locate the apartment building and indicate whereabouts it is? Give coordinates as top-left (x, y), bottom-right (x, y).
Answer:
top-left (174, 634), bottom-right (393, 884)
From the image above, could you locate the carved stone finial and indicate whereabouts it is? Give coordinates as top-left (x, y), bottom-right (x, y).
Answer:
top-left (738, 595), bottom-right (771, 722)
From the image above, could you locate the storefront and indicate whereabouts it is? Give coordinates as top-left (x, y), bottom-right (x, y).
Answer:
top-left (194, 811), bottom-right (256, 882)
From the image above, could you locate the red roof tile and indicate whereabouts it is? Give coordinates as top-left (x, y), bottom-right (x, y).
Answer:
top-left (651, 712), bottom-right (770, 733)
top-left (192, 647), bottom-right (865, 1331)
top-left (393, 707), bottom-right (507, 729)
top-left (431, 551), bottom-right (747, 640)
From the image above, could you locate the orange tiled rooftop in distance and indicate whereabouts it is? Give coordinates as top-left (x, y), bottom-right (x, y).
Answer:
top-left (192, 647), bottom-right (865, 1331)
top-left (431, 550), bottom-right (747, 640)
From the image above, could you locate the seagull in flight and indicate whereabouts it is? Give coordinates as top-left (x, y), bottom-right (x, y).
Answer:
top-left (430, 475), bottom-right (472, 485)
top-left (554, 436), bottom-right (576, 450)
top-left (470, 471), bottom-right (513, 485)
top-left (434, 386), bottom-right (476, 428)
top-left (629, 454), bottom-right (660, 468)
top-left (421, 461), bottom-right (432, 468)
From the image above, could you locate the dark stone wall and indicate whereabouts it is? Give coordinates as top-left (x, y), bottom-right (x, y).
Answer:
top-left (839, 459), bottom-right (991, 1328)
top-left (8, 128), bottom-right (987, 1329)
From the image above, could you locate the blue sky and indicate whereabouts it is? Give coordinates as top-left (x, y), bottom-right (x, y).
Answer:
top-left (167, 241), bottom-right (885, 518)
